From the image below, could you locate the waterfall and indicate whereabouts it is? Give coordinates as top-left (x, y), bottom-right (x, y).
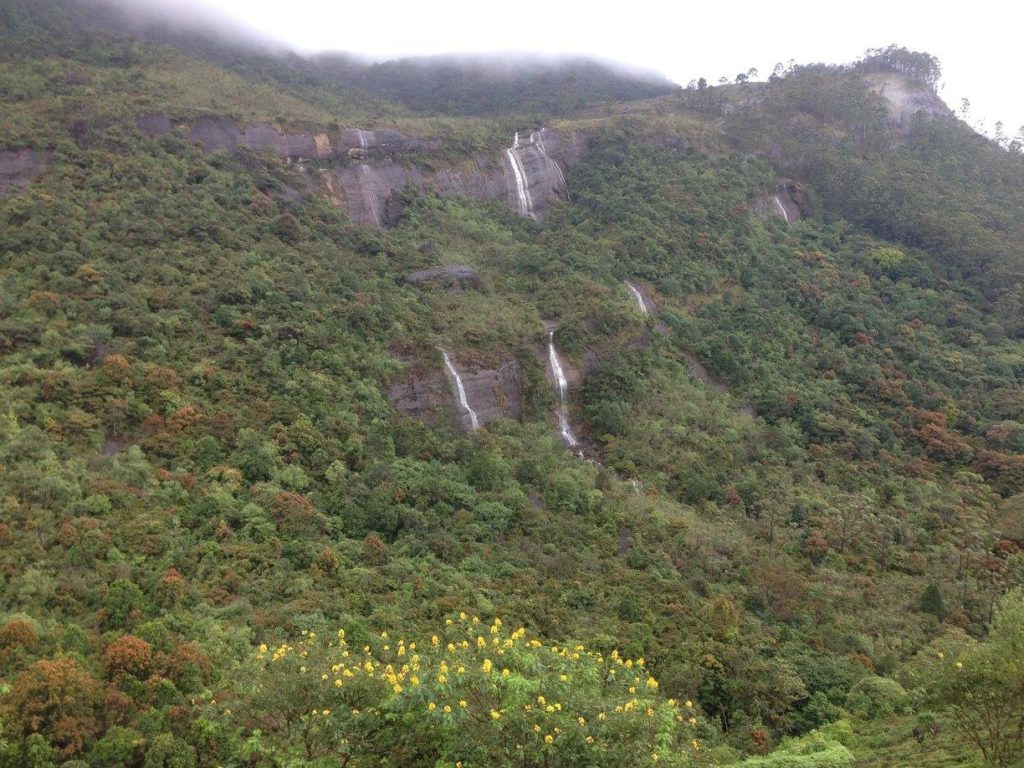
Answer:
top-left (624, 281), bottom-right (649, 316)
top-left (442, 350), bottom-right (479, 431)
top-left (357, 130), bottom-right (369, 149)
top-left (506, 132), bottom-right (535, 219)
top-left (359, 164), bottom-right (382, 227)
top-left (532, 130), bottom-right (568, 199)
top-left (773, 195), bottom-right (790, 223)
top-left (547, 331), bottom-right (578, 447)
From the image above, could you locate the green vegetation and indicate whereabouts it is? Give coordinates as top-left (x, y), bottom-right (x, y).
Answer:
top-left (0, 5), bottom-right (1022, 767)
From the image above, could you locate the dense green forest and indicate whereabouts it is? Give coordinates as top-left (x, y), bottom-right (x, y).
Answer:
top-left (1, 2), bottom-right (1023, 766)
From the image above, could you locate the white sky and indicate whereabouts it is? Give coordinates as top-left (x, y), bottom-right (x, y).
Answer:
top-left (142, 0), bottom-right (1024, 135)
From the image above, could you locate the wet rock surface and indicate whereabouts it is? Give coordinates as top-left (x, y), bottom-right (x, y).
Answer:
top-left (777, 181), bottom-right (807, 220)
top-left (758, 181), bottom-right (806, 222)
top-left (388, 358), bottom-right (522, 430)
top-left (403, 265), bottom-right (482, 290)
top-left (325, 161), bottom-right (422, 226)
top-left (132, 114), bottom-right (586, 227)
top-left (458, 360), bottom-right (522, 425)
top-left (387, 368), bottom-right (448, 424)
top-left (503, 128), bottom-right (578, 219)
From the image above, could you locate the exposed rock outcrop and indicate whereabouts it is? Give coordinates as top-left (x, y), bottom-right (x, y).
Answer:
top-left (503, 128), bottom-right (577, 219)
top-left (758, 181), bottom-right (806, 223)
top-left (136, 112), bottom-right (172, 136)
top-left (188, 118), bottom-right (328, 158)
top-left (316, 129), bottom-right (583, 226)
top-left (388, 368), bottom-right (448, 424)
top-left (458, 360), bottom-right (523, 426)
top-left (0, 149), bottom-right (47, 198)
top-left (323, 161), bottom-right (419, 226)
top-left (388, 358), bottom-right (522, 429)
top-left (133, 114), bottom-right (586, 227)
top-left (403, 265), bottom-right (482, 290)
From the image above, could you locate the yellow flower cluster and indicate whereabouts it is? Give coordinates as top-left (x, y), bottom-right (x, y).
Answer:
top-left (252, 613), bottom-right (702, 764)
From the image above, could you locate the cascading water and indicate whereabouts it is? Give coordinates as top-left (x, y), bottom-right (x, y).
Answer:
top-left (506, 132), bottom-right (535, 219)
top-left (442, 350), bottom-right (480, 431)
top-left (773, 195), bottom-right (790, 223)
top-left (358, 130), bottom-right (369, 149)
top-left (547, 331), bottom-right (578, 447)
top-left (624, 281), bottom-right (649, 316)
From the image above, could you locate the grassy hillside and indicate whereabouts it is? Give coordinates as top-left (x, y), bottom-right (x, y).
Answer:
top-left (1, 5), bottom-right (1022, 767)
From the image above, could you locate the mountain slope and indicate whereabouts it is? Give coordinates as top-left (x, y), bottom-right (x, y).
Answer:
top-left (0, 5), bottom-right (1022, 767)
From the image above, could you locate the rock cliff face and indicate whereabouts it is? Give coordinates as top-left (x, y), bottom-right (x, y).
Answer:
top-left (388, 358), bottom-right (523, 430)
top-left (387, 368), bottom-right (448, 425)
top-left (135, 115), bottom-right (585, 227)
top-left (757, 181), bottom-right (806, 223)
top-left (458, 361), bottom-right (523, 426)
top-left (0, 149), bottom-right (47, 198)
top-left (320, 161), bottom-right (421, 226)
top-left (503, 128), bottom-right (579, 219)
top-left (403, 265), bottom-right (482, 290)
top-left (137, 116), bottom-right (434, 159)
top-left (312, 128), bottom-right (583, 226)
top-left (777, 181), bottom-right (807, 220)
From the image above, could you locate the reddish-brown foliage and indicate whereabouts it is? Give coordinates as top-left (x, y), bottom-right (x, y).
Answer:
top-left (271, 492), bottom-right (318, 536)
top-left (57, 519), bottom-right (77, 547)
top-left (1, 658), bottom-right (104, 758)
top-left (144, 365), bottom-right (180, 392)
top-left (102, 635), bottom-right (154, 679)
top-left (362, 533), bottom-right (387, 566)
top-left (168, 405), bottom-right (201, 432)
top-left (313, 546), bottom-right (340, 576)
top-left (101, 354), bottom-right (132, 383)
top-left (0, 619), bottom-right (38, 668)
top-left (168, 642), bottom-right (212, 686)
top-left (155, 567), bottom-right (186, 607)
top-left (0, 619), bottom-right (38, 651)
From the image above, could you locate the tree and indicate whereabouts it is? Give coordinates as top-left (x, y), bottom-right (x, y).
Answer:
top-left (101, 635), bottom-right (154, 681)
top-left (909, 589), bottom-right (1024, 766)
top-left (1009, 126), bottom-right (1024, 153)
top-left (102, 579), bottom-right (147, 630)
top-left (919, 583), bottom-right (946, 620)
top-left (0, 658), bottom-right (104, 759)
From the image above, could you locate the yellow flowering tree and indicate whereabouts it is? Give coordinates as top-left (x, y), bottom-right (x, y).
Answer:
top-left (230, 615), bottom-right (702, 767)
top-left (905, 588), bottom-right (1024, 768)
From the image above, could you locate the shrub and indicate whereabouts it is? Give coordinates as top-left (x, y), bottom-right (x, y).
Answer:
top-left (236, 614), bottom-right (704, 766)
top-left (844, 676), bottom-right (909, 717)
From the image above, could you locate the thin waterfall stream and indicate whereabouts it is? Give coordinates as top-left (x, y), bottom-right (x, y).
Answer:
top-left (624, 281), bottom-right (649, 316)
top-left (442, 350), bottom-right (479, 431)
top-left (547, 331), bottom-right (579, 447)
top-left (773, 195), bottom-right (790, 223)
